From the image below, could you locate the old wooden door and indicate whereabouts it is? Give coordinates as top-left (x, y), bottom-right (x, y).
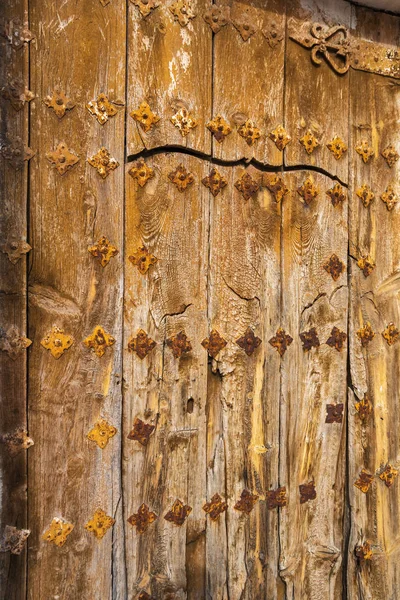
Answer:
top-left (1, 0), bottom-right (400, 598)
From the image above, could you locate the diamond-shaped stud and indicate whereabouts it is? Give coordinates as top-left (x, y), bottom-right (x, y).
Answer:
top-left (169, 0), bottom-right (196, 26)
top-left (130, 101), bottom-right (160, 132)
top-left (128, 158), bottom-right (154, 187)
top-left (326, 183), bottom-right (346, 207)
top-left (354, 469), bottom-right (374, 493)
top-left (326, 326), bottom-right (347, 352)
top-left (379, 464), bottom-right (399, 488)
top-left (234, 172), bottom-right (260, 200)
top-left (355, 394), bottom-right (373, 420)
top-left (201, 329), bottom-right (227, 358)
top-left (127, 417), bottom-right (155, 446)
top-left (88, 147), bottom-right (119, 178)
top-left (128, 504), bottom-right (157, 533)
top-left (128, 329), bottom-right (156, 359)
top-left (0, 238), bottom-right (31, 264)
top-left (381, 185), bottom-right (398, 211)
top-left (357, 255), bottom-right (375, 277)
top-left (327, 136), bottom-right (348, 160)
top-left (0, 326), bottom-right (32, 360)
top-left (269, 124), bottom-right (291, 151)
top-left (238, 119), bottom-right (261, 146)
top-left (325, 403), bottom-right (344, 423)
top-left (299, 327), bottom-right (320, 352)
top-left (269, 328), bottom-right (293, 357)
top-left (355, 140), bottom-right (374, 164)
top-left (266, 487), bottom-right (287, 509)
top-left (88, 236), bottom-right (119, 267)
top-left (206, 115), bottom-right (232, 143)
top-left (264, 174), bottom-right (289, 203)
top-left (356, 322), bottom-right (375, 347)
top-left (1, 77), bottom-right (35, 111)
top-left (381, 145), bottom-right (399, 168)
top-left (1, 137), bottom-right (35, 170)
top-left (355, 541), bottom-right (373, 561)
top-left (356, 184), bottom-right (374, 208)
top-left (87, 419), bottom-right (117, 449)
top-left (202, 168), bottom-right (228, 197)
top-left (2, 18), bottom-right (34, 49)
top-left (170, 108), bottom-right (197, 137)
top-left (203, 5), bottom-right (230, 33)
top-left (236, 327), bottom-right (261, 356)
top-left (43, 518), bottom-right (74, 547)
top-left (168, 164), bottom-right (194, 191)
top-left (297, 177), bottom-right (318, 205)
top-left (41, 326), bottom-right (74, 359)
top-left (128, 246), bottom-right (157, 274)
top-left (44, 90), bottom-right (75, 119)
top-left (86, 93), bottom-right (121, 125)
top-left (323, 254), bottom-right (345, 281)
top-left (164, 499), bottom-right (192, 525)
top-left (130, 0), bottom-right (160, 17)
top-left (234, 489), bottom-right (258, 514)
top-left (85, 509), bottom-right (115, 539)
top-left (46, 142), bottom-right (79, 175)
top-left (1, 428), bottom-right (34, 456)
top-left (166, 331), bottom-right (192, 358)
top-left (382, 323), bottom-right (399, 346)
top-left (83, 326), bottom-right (115, 358)
top-left (232, 11), bottom-right (256, 41)
top-left (1, 526), bottom-right (30, 555)
top-left (262, 20), bottom-right (284, 47)
top-left (203, 493), bottom-right (228, 521)
top-left (299, 129), bottom-right (320, 154)
top-left (299, 481), bottom-right (317, 503)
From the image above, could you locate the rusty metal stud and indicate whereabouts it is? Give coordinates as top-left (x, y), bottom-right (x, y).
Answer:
top-left (326, 182), bottom-right (346, 207)
top-left (269, 125), bottom-right (291, 151)
top-left (1, 137), bottom-right (35, 170)
top-left (299, 129), bottom-right (320, 154)
top-left (326, 326), bottom-right (347, 352)
top-left (237, 119), bottom-right (261, 146)
top-left (355, 394), bottom-right (373, 420)
top-left (232, 10), bottom-right (256, 41)
top-left (378, 464), bottom-right (399, 488)
top-left (166, 331), bottom-right (192, 358)
top-left (88, 236), bottom-right (119, 267)
top-left (43, 518), bottom-right (74, 547)
top-left (297, 177), bottom-right (318, 205)
top-left (0, 326), bottom-right (32, 360)
top-left (357, 255), bottom-right (375, 277)
top-left (128, 157), bottom-right (154, 187)
top-left (299, 327), bottom-right (320, 352)
top-left (326, 403), bottom-right (344, 423)
top-left (354, 469), bottom-right (374, 493)
top-left (1, 526), bottom-right (30, 555)
top-left (266, 487), bottom-right (287, 509)
top-left (269, 328), bottom-right (293, 357)
top-left (381, 185), bottom-right (398, 211)
top-left (169, 0), bottom-right (196, 26)
top-left (128, 504), bottom-right (157, 533)
top-left (326, 136), bottom-right (348, 160)
top-left (203, 5), bottom-right (230, 33)
top-left (355, 140), bottom-right (374, 164)
top-left (130, 101), bottom-right (160, 133)
top-left (1, 77), bottom-right (34, 111)
top-left (128, 329), bottom-right (156, 359)
top-left (206, 115), bottom-right (232, 143)
top-left (85, 509), bottom-right (115, 539)
top-left (46, 142), bottom-right (79, 175)
top-left (87, 419), bottom-right (117, 449)
top-left (234, 489), bottom-right (258, 514)
top-left (164, 499), bottom-right (192, 526)
top-left (0, 238), bottom-right (31, 264)
top-left (381, 145), bottom-right (399, 168)
top-left (86, 93), bottom-right (122, 125)
top-left (201, 329), bottom-right (227, 358)
top-left (88, 147), bottom-right (119, 179)
top-left (83, 326), bottom-right (115, 358)
top-left (234, 172), bottom-right (259, 201)
top-left (356, 184), bottom-right (375, 208)
top-left (128, 246), bottom-right (157, 274)
top-left (299, 481), bottom-right (317, 504)
top-left (357, 322), bottom-right (375, 347)
top-left (355, 541), bottom-right (373, 561)
top-left (203, 493), bottom-right (228, 521)
top-left (41, 326), bottom-right (74, 359)
top-left (170, 108), bottom-right (197, 137)
top-left (236, 327), bottom-right (261, 356)
top-left (382, 322), bottom-right (399, 346)
top-left (44, 90), bottom-right (75, 119)
top-left (1, 18), bottom-right (34, 49)
top-left (202, 168), bottom-right (228, 197)
top-left (130, 0), bottom-right (160, 17)
top-left (128, 417), bottom-right (155, 446)
top-left (168, 164), bottom-right (194, 191)
top-left (1, 428), bottom-right (34, 456)
top-left (323, 254), bottom-right (345, 281)
top-left (264, 174), bottom-right (289, 203)
top-left (262, 20), bottom-right (284, 48)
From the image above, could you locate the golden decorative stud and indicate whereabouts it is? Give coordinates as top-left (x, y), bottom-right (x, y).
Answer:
top-left (170, 108), bottom-right (197, 137)
top-left (264, 174), bottom-right (289, 203)
top-left (128, 504), bottom-right (157, 533)
top-left (203, 493), bottom-right (228, 521)
top-left (86, 93), bottom-right (122, 125)
top-left (299, 481), bottom-right (317, 503)
top-left (0, 326), bottom-right (32, 360)
top-left (164, 499), bottom-right (192, 526)
top-left (299, 327), bottom-right (320, 352)
top-left (266, 487), bottom-right (287, 509)
top-left (83, 326), bottom-right (115, 357)
top-left (201, 329), bottom-right (227, 358)
top-left (85, 509), bottom-right (115, 539)
top-left (127, 417), bottom-right (155, 446)
top-left (355, 140), bottom-right (374, 164)
top-left (325, 403), bottom-right (344, 423)
top-left (234, 489), bottom-right (258, 514)
top-left (166, 331), bottom-right (192, 358)
top-left (44, 90), bottom-right (75, 119)
top-left (202, 168), bottom-right (228, 197)
top-left (297, 176), bottom-right (318, 205)
top-left (206, 115), bottom-right (232, 143)
top-left (381, 185), bottom-right (398, 211)
top-left (130, 101), bottom-right (160, 133)
top-left (232, 11), bottom-right (256, 41)
top-left (326, 182), bottom-right (346, 207)
top-left (1, 428), bottom-right (34, 456)
top-left (234, 172), bottom-right (260, 200)
top-left (127, 329), bottom-right (156, 359)
top-left (130, 0), bottom-right (160, 17)
top-left (128, 157), bottom-right (154, 187)
top-left (88, 236), bottom-right (119, 267)
top-left (1, 526), bottom-right (30, 555)
top-left (203, 5), bottom-right (230, 33)
top-left (87, 419), bottom-right (117, 449)
top-left (382, 323), bottom-right (399, 346)
top-left (238, 119), bottom-right (260, 146)
top-left (356, 322), bottom-right (375, 347)
top-left (356, 184), bottom-right (374, 208)
top-left (326, 326), bottom-right (347, 352)
top-left (323, 254), bottom-right (345, 281)
top-left (355, 394), bottom-right (373, 420)
top-left (168, 164), bottom-right (194, 191)
top-left (0, 238), bottom-right (31, 264)
top-left (269, 124), bottom-right (291, 151)
top-left (355, 541), bottom-right (373, 561)
top-left (128, 246), bottom-right (157, 274)
top-left (169, 0), bottom-right (196, 26)
top-left (354, 469), bottom-right (374, 493)
top-left (357, 255), bottom-right (375, 277)
top-left (41, 326), bottom-right (74, 359)
top-left (381, 145), bottom-right (399, 168)
top-left (378, 464), bottom-right (399, 488)
top-left (326, 136), bottom-right (348, 160)
top-left (236, 327), bottom-right (261, 356)
top-left (43, 518), bottom-right (74, 547)
top-left (269, 328), bottom-right (293, 357)
top-left (299, 129), bottom-right (320, 154)
top-left (1, 137), bottom-right (35, 170)
top-left (1, 77), bottom-right (34, 111)
top-left (2, 18), bottom-right (34, 49)
top-left (88, 147), bottom-right (119, 179)
top-left (46, 142), bottom-right (79, 175)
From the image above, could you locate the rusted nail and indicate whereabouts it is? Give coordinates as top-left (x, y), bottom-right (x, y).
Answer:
top-left (85, 509), bottom-right (115, 539)
top-left (203, 493), bottom-right (228, 521)
top-left (381, 185), bottom-right (398, 211)
top-left (264, 174), bottom-right (289, 203)
top-left (325, 403), bottom-right (344, 423)
top-left (170, 108), bottom-right (197, 137)
top-left (88, 236), bottom-right (119, 267)
top-left (88, 147), bottom-right (119, 178)
top-left (168, 164), bottom-right (194, 191)
top-left (356, 184), bottom-right (375, 207)
top-left (1, 18), bottom-right (34, 49)
top-left (127, 417), bottom-right (155, 446)
top-left (232, 10), bottom-right (256, 41)
top-left (355, 541), bottom-right (373, 561)
top-left (41, 326), bottom-right (74, 359)
top-left (130, 0), bottom-right (160, 17)
top-left (355, 140), bottom-right (374, 163)
top-left (326, 326), bottom-right (347, 352)
top-left (128, 504), bottom-right (157, 533)
top-left (299, 129), bottom-right (320, 154)
top-left (1, 137), bottom-right (35, 170)
top-left (83, 326), bottom-right (115, 358)
top-left (355, 394), bottom-right (373, 421)
top-left (46, 142), bottom-right (79, 175)
top-left (234, 172), bottom-right (260, 200)
top-left (299, 481), bottom-right (316, 503)
top-left (128, 157), bottom-right (154, 187)
top-left (202, 168), bottom-right (228, 197)
top-left (262, 20), bottom-right (284, 47)
top-left (269, 328), bottom-right (293, 357)
top-left (128, 329), bottom-right (156, 359)
top-left (43, 518), bottom-right (74, 547)
top-left (206, 115), bottom-right (232, 143)
top-left (44, 90), bottom-right (75, 119)
top-left (381, 145), bottom-right (399, 168)
top-left (234, 489), bottom-right (258, 514)
top-left (354, 469), bottom-right (374, 493)
top-left (1, 428), bottom-right (34, 456)
top-left (382, 322), bottom-right (399, 346)
top-left (0, 238), bottom-right (31, 264)
top-left (86, 93), bottom-right (121, 125)
top-left (203, 5), bottom-right (230, 33)
top-left (323, 254), bottom-right (345, 281)
top-left (299, 327), bottom-right (320, 352)
top-left (356, 322), bottom-right (375, 346)
top-left (166, 331), bottom-right (192, 358)
top-left (169, 0), bottom-right (196, 26)
top-left (0, 526), bottom-right (30, 555)
top-left (128, 246), bottom-right (157, 274)
top-left (130, 101), bottom-right (160, 132)
top-left (0, 326), bottom-right (32, 360)
top-left (236, 327), bottom-right (261, 356)
top-left (266, 487), bottom-right (287, 509)
top-left (87, 419), bottom-right (117, 449)
top-left (164, 499), bottom-right (192, 526)
top-left (326, 182), bottom-right (346, 207)
top-left (201, 329), bottom-right (227, 358)
top-left (269, 125), bottom-right (291, 151)
top-left (378, 464), bottom-right (399, 488)
top-left (327, 136), bottom-right (348, 160)
top-left (1, 77), bottom-right (34, 111)
top-left (297, 176), bottom-right (319, 205)
top-left (357, 255), bottom-right (375, 277)
top-left (238, 119), bottom-right (261, 146)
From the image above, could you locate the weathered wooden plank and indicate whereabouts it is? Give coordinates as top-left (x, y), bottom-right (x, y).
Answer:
top-left (27, 1), bottom-right (126, 598)
top-left (348, 8), bottom-right (400, 600)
